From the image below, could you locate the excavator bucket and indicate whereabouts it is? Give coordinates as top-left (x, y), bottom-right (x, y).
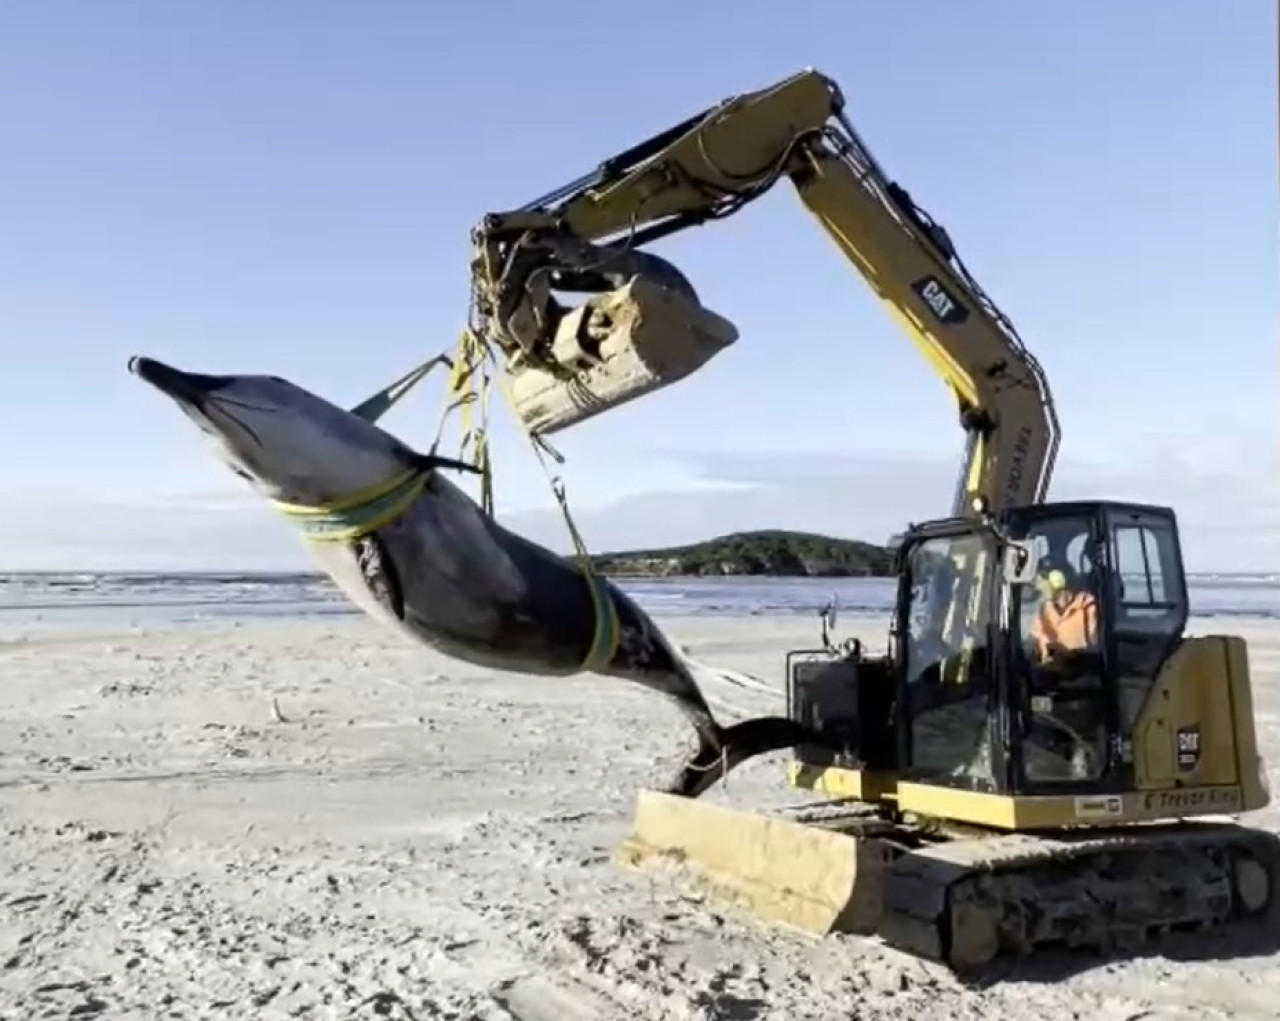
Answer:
top-left (613, 789), bottom-right (895, 936)
top-left (504, 275), bottom-right (739, 435)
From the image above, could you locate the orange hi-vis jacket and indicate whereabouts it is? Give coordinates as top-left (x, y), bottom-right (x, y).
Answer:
top-left (1031, 591), bottom-right (1099, 661)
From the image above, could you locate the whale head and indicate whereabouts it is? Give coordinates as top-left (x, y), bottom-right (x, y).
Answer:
top-left (128, 355), bottom-right (432, 507)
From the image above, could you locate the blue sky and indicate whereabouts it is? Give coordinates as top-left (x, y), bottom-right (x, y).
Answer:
top-left (1, 1), bottom-right (1275, 572)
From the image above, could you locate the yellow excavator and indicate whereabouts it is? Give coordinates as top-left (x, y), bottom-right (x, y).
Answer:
top-left (463, 68), bottom-right (1280, 970)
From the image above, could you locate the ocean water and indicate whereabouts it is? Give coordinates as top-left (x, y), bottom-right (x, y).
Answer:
top-left (0, 570), bottom-right (1277, 632)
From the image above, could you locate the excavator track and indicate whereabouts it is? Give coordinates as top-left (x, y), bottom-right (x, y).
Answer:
top-left (879, 821), bottom-right (1280, 972)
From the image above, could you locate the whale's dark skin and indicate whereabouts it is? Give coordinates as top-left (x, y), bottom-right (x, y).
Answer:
top-left (128, 355), bottom-right (816, 796)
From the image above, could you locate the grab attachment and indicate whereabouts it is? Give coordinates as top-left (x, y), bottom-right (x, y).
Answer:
top-left (467, 218), bottom-right (739, 435)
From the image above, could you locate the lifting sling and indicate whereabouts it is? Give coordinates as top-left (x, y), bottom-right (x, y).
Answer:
top-left (270, 331), bottom-right (620, 674)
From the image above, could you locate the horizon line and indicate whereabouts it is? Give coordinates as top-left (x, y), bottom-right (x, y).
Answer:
top-left (0, 566), bottom-right (1275, 581)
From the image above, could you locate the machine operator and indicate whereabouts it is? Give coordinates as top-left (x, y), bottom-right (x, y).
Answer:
top-left (1023, 566), bottom-right (1105, 781)
top-left (1030, 568), bottom-right (1099, 664)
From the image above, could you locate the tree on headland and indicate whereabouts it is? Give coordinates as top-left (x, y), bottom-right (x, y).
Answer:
top-left (587, 530), bottom-right (893, 578)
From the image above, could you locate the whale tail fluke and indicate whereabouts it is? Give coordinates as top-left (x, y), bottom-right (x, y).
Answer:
top-left (664, 715), bottom-right (816, 798)
top-left (655, 647), bottom-right (817, 797)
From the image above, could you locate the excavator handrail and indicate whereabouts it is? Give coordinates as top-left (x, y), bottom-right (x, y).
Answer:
top-left (469, 68), bottom-right (1061, 518)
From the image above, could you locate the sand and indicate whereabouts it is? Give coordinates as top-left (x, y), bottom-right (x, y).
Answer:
top-left (1, 611), bottom-right (1279, 1020)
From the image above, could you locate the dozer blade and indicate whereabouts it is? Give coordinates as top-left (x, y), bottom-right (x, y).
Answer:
top-left (613, 790), bottom-right (896, 936)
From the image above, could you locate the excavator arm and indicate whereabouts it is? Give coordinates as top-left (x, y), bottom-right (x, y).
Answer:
top-left (469, 68), bottom-right (1059, 518)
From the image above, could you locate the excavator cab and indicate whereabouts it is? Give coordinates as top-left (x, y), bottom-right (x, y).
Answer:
top-left (787, 499), bottom-right (1269, 827)
top-left (905, 501), bottom-right (1187, 798)
top-left (894, 503), bottom-right (1122, 797)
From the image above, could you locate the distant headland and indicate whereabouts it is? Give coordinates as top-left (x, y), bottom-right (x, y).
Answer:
top-left (587, 530), bottom-right (893, 579)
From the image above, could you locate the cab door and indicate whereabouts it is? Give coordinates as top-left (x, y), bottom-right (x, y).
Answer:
top-left (1100, 505), bottom-right (1191, 772)
top-left (1004, 507), bottom-right (1118, 792)
top-left (896, 526), bottom-right (1002, 792)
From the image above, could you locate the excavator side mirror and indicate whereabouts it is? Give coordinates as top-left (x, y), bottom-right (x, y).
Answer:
top-left (820, 595), bottom-right (840, 649)
top-left (1001, 540), bottom-right (1040, 586)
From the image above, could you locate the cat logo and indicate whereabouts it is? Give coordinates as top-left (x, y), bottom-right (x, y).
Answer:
top-left (1074, 795), bottom-right (1123, 819)
top-left (911, 276), bottom-right (969, 326)
top-left (1176, 724), bottom-right (1201, 771)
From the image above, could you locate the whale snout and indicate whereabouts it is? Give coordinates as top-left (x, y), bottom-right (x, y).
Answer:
top-left (129, 356), bottom-right (233, 404)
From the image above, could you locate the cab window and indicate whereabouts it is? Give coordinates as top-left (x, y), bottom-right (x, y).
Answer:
top-left (902, 532), bottom-right (996, 787)
top-left (1012, 514), bottom-right (1100, 667)
top-left (1009, 513), bottom-right (1109, 784)
top-left (1107, 510), bottom-right (1187, 731)
top-left (1111, 519), bottom-right (1179, 625)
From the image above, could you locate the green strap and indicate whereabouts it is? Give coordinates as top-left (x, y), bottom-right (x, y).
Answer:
top-left (319, 336), bottom-right (619, 674)
top-left (580, 570), bottom-right (620, 672)
top-left (265, 352), bottom-right (453, 543)
top-left (349, 354), bottom-right (453, 424)
top-left (271, 469), bottom-right (430, 544)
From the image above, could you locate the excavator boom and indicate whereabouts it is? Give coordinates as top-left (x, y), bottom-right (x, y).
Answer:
top-left (469, 68), bottom-right (1059, 517)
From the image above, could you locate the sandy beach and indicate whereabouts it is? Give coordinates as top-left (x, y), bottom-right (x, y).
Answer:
top-left (2, 611), bottom-right (1279, 1020)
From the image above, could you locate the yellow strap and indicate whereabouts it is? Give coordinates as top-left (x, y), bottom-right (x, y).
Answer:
top-left (463, 330), bottom-right (620, 674)
top-left (275, 326), bottom-right (618, 673)
top-left (448, 330), bottom-right (495, 516)
top-left (270, 467), bottom-right (430, 544)
top-left (270, 350), bottom-right (460, 543)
